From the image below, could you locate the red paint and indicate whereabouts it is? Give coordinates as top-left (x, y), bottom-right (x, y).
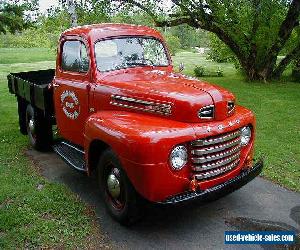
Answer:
top-left (52, 24), bottom-right (257, 202)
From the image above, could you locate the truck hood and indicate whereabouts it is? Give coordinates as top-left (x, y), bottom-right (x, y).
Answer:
top-left (96, 68), bottom-right (236, 123)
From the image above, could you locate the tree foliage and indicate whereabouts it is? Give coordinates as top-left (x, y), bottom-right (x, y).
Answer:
top-left (207, 34), bottom-right (235, 63)
top-left (0, 0), bottom-right (38, 34)
top-left (119, 0), bottom-right (300, 81)
top-left (60, 0), bottom-right (111, 25)
top-left (164, 34), bottom-right (181, 55)
top-left (292, 58), bottom-right (300, 81)
top-left (0, 0), bottom-right (111, 48)
top-left (166, 24), bottom-right (209, 49)
top-left (1, 0), bottom-right (210, 52)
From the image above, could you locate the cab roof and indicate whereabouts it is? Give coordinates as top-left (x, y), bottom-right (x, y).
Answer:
top-left (61, 23), bottom-right (164, 42)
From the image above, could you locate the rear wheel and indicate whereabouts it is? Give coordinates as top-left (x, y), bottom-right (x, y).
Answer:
top-left (17, 97), bottom-right (28, 135)
top-left (26, 104), bottom-right (52, 151)
top-left (97, 149), bottom-right (142, 225)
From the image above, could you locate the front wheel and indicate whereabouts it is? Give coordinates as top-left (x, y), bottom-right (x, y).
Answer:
top-left (97, 149), bottom-right (142, 225)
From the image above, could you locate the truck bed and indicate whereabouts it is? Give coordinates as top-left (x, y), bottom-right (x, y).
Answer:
top-left (7, 69), bottom-right (55, 114)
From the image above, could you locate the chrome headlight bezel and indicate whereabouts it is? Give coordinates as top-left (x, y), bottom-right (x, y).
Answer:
top-left (240, 126), bottom-right (252, 146)
top-left (170, 145), bottom-right (188, 170)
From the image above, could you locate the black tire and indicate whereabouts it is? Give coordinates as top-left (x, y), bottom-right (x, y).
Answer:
top-left (25, 104), bottom-right (52, 151)
top-left (17, 97), bottom-right (28, 135)
top-left (97, 149), bottom-right (142, 225)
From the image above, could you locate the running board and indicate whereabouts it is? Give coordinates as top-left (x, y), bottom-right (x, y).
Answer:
top-left (53, 141), bottom-right (86, 172)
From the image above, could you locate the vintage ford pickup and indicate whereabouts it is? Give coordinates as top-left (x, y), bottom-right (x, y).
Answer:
top-left (8, 23), bottom-right (263, 225)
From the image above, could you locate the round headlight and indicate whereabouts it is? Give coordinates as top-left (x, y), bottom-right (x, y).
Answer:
top-left (170, 145), bottom-right (188, 170)
top-left (240, 126), bottom-right (252, 146)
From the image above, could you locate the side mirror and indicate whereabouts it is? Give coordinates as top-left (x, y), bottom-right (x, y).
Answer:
top-left (179, 62), bottom-right (185, 72)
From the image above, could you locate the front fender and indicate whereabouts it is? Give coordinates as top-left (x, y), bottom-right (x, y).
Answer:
top-left (84, 111), bottom-right (196, 165)
top-left (83, 109), bottom-right (256, 202)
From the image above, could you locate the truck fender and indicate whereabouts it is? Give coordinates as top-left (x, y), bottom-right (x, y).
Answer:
top-left (84, 110), bottom-right (196, 165)
top-left (83, 111), bottom-right (196, 199)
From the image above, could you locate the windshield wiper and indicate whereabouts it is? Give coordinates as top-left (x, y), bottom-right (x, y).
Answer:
top-left (114, 60), bottom-right (155, 70)
top-left (125, 61), bottom-right (148, 66)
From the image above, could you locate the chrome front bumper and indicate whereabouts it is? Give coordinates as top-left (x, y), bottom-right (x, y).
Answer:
top-left (159, 159), bottom-right (263, 205)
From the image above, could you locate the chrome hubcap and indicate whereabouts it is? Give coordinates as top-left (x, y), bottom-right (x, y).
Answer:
top-left (107, 169), bottom-right (120, 199)
top-left (28, 118), bottom-right (35, 134)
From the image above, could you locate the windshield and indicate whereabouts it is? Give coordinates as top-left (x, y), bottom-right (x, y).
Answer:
top-left (95, 37), bottom-right (169, 72)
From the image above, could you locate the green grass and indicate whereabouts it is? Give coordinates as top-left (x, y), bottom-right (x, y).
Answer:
top-left (0, 48), bottom-right (55, 64)
top-left (173, 52), bottom-right (300, 192)
top-left (0, 52), bottom-right (105, 248)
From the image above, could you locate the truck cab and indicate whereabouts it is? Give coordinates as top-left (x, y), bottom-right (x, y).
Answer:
top-left (8, 23), bottom-right (263, 225)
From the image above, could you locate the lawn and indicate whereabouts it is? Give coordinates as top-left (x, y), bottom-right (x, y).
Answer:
top-left (0, 51), bottom-right (108, 248)
top-left (173, 52), bottom-right (300, 192)
top-left (0, 48), bottom-right (55, 64)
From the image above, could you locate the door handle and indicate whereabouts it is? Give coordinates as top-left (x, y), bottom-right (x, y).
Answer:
top-left (52, 82), bottom-right (60, 88)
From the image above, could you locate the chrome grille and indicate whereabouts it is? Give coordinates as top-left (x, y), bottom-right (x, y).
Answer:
top-left (191, 129), bottom-right (241, 181)
top-left (110, 95), bottom-right (172, 115)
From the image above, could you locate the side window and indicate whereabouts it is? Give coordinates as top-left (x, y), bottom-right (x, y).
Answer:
top-left (61, 40), bottom-right (89, 73)
top-left (80, 44), bottom-right (89, 72)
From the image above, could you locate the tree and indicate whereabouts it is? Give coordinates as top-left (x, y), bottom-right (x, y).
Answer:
top-left (166, 24), bottom-right (209, 49)
top-left (207, 33), bottom-right (235, 63)
top-left (291, 30), bottom-right (300, 81)
top-left (66, 0), bottom-right (78, 27)
top-left (118, 0), bottom-right (300, 81)
top-left (0, 0), bottom-right (37, 34)
top-left (164, 34), bottom-right (181, 55)
top-left (292, 58), bottom-right (300, 81)
top-left (60, 0), bottom-right (111, 26)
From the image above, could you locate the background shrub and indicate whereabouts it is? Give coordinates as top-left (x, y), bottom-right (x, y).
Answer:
top-left (194, 65), bottom-right (224, 77)
top-left (292, 59), bottom-right (300, 82)
top-left (194, 65), bottom-right (205, 77)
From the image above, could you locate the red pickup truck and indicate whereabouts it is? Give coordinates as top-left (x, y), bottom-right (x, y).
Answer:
top-left (8, 23), bottom-right (263, 225)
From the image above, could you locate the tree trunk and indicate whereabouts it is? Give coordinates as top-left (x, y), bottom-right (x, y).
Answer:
top-left (240, 58), bottom-right (278, 82)
top-left (272, 43), bottom-right (300, 79)
top-left (67, 0), bottom-right (78, 27)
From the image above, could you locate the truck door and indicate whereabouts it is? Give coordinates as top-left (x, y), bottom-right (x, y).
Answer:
top-left (53, 38), bottom-right (91, 146)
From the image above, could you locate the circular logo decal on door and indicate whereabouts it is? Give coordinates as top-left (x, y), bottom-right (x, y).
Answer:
top-left (60, 90), bottom-right (80, 120)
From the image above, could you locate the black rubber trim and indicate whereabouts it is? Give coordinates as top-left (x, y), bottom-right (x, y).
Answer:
top-left (159, 159), bottom-right (264, 205)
